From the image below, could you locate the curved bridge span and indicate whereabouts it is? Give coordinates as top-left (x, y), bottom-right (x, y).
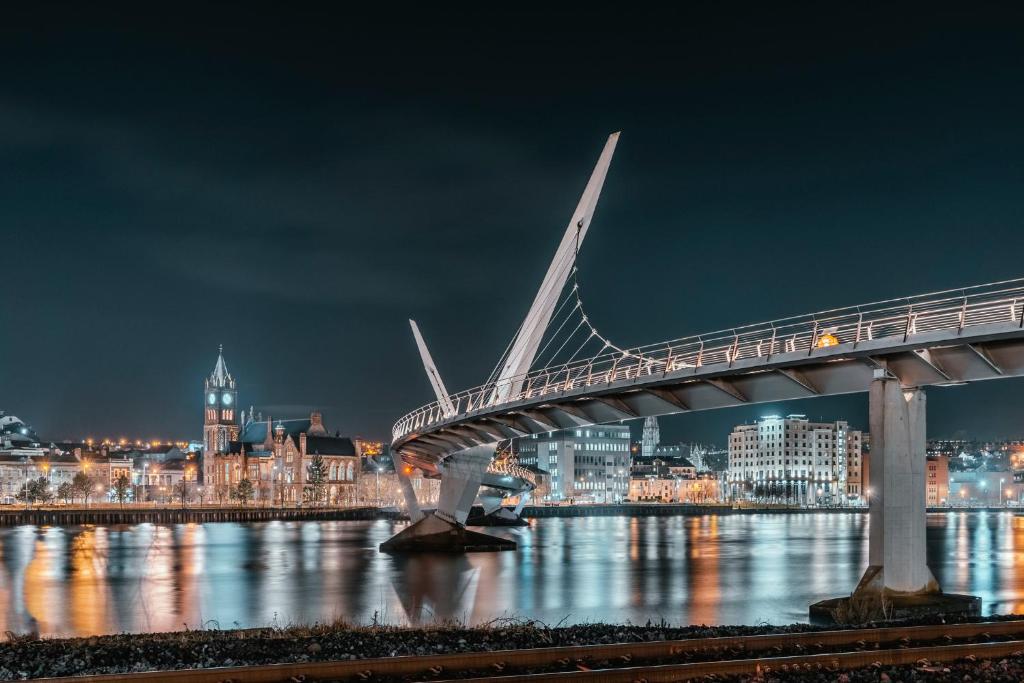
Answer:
top-left (387, 132), bottom-right (1020, 599)
top-left (394, 278), bottom-right (1024, 468)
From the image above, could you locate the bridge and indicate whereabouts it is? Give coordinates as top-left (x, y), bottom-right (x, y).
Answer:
top-left (386, 132), bottom-right (1013, 616)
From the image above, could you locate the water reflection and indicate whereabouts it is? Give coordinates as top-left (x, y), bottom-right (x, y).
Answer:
top-left (0, 513), bottom-right (1022, 637)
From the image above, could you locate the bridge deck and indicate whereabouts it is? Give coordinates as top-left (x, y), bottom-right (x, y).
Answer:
top-left (394, 279), bottom-right (1024, 469)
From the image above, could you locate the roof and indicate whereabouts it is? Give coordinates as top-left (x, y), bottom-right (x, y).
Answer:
top-left (668, 457), bottom-right (696, 469)
top-left (239, 418), bottom-right (311, 444)
top-left (0, 451), bottom-right (79, 465)
top-left (305, 436), bottom-right (355, 456)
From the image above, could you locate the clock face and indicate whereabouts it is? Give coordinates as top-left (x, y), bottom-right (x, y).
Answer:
top-left (207, 392), bottom-right (217, 405)
top-left (222, 393), bottom-right (233, 406)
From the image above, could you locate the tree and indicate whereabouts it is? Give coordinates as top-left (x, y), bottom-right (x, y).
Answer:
top-left (57, 481), bottom-right (74, 505)
top-left (233, 479), bottom-right (254, 506)
top-left (113, 473), bottom-right (132, 509)
top-left (306, 453), bottom-right (328, 506)
top-left (26, 477), bottom-right (54, 506)
top-left (173, 480), bottom-right (189, 508)
top-left (15, 478), bottom-right (49, 508)
top-left (71, 472), bottom-right (93, 504)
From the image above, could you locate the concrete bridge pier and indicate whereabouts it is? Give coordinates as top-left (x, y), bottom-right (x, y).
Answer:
top-left (380, 445), bottom-right (516, 553)
top-left (811, 371), bottom-right (979, 622)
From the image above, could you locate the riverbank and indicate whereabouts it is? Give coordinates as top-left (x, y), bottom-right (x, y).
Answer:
top-left (0, 503), bottom-right (1014, 527)
top-left (0, 505), bottom-right (402, 527)
top-left (2, 615), bottom-right (1022, 680)
top-left (520, 503), bottom-right (1015, 517)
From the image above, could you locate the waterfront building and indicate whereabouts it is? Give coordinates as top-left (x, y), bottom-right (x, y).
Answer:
top-left (205, 412), bottom-right (360, 505)
top-left (133, 453), bottom-right (198, 502)
top-left (76, 450), bottom-right (133, 493)
top-left (949, 469), bottom-right (1022, 505)
top-left (199, 348), bottom-right (361, 505)
top-left (513, 425), bottom-right (631, 503)
top-left (628, 472), bottom-right (719, 503)
top-left (860, 452), bottom-right (953, 507)
top-left (726, 414), bottom-right (863, 504)
top-left (0, 450), bottom-right (81, 504)
top-left (630, 453), bottom-right (696, 479)
top-left (926, 454), bottom-right (950, 506)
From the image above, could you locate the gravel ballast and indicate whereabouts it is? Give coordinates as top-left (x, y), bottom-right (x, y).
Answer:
top-left (1, 615), bottom-right (1023, 680)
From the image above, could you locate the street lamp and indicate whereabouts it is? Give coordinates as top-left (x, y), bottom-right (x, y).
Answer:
top-left (375, 465), bottom-right (382, 507)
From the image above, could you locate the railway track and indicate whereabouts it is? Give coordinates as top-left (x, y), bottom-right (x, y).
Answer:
top-left (27, 620), bottom-right (1024, 683)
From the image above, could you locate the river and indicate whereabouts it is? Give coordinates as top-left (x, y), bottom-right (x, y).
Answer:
top-left (0, 512), bottom-right (1021, 637)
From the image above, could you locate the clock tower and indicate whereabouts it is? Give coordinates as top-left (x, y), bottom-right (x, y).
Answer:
top-left (204, 345), bottom-right (240, 455)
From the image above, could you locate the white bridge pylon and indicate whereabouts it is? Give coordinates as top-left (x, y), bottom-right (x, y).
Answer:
top-left (490, 132), bottom-right (620, 404)
top-left (399, 135), bottom-right (624, 522)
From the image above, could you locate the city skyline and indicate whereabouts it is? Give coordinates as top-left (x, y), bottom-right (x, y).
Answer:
top-left (4, 6), bottom-right (1024, 443)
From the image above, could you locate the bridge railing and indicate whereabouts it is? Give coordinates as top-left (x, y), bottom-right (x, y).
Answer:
top-left (393, 278), bottom-right (1024, 443)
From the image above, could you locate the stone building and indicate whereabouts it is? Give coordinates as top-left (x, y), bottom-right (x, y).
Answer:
top-left (200, 348), bottom-right (360, 505)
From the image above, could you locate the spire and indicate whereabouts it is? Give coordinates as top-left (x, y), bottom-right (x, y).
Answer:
top-left (641, 416), bottom-right (660, 459)
top-left (209, 345), bottom-right (233, 388)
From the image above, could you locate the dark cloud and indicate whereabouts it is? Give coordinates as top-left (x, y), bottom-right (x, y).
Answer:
top-left (3, 4), bottom-right (1024, 443)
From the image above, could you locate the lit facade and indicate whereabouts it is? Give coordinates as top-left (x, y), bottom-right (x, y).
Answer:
top-left (200, 349), bottom-right (360, 505)
top-left (727, 414), bottom-right (863, 504)
top-left (514, 425), bottom-right (631, 503)
top-left (203, 347), bottom-right (240, 455)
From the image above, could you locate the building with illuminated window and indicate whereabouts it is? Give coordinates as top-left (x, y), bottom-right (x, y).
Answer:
top-left (727, 414), bottom-right (863, 504)
top-left (203, 346), bottom-right (240, 455)
top-left (200, 348), bottom-right (360, 505)
top-left (513, 425), bottom-right (631, 503)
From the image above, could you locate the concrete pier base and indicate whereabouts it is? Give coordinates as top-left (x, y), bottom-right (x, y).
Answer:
top-left (810, 374), bottom-right (980, 622)
top-left (379, 511), bottom-right (516, 553)
top-left (810, 565), bottom-right (980, 624)
top-left (466, 505), bottom-right (529, 527)
top-left (381, 445), bottom-right (517, 552)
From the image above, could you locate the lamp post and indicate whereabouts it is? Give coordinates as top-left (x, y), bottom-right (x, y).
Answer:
top-left (1001, 478), bottom-right (1006, 508)
top-left (375, 465), bottom-right (382, 507)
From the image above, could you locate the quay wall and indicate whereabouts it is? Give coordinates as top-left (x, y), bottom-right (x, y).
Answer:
top-left (520, 504), bottom-right (1011, 518)
top-left (0, 506), bottom-right (402, 527)
top-left (0, 504), bottom-right (1009, 527)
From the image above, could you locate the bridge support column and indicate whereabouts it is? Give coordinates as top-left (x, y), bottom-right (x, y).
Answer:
top-left (380, 445), bottom-right (516, 553)
top-left (394, 453), bottom-right (424, 524)
top-left (864, 377), bottom-right (934, 593)
top-left (513, 491), bottom-right (530, 516)
top-left (810, 372), bottom-right (979, 622)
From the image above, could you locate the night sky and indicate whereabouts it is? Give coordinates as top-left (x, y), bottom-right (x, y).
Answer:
top-left (3, 5), bottom-right (1024, 444)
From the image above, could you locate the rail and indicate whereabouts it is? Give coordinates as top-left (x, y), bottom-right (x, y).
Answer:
top-left (30, 619), bottom-right (1024, 683)
top-left (394, 277), bottom-right (1024, 443)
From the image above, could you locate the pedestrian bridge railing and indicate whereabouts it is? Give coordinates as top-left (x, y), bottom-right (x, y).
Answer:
top-left (393, 277), bottom-right (1024, 443)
